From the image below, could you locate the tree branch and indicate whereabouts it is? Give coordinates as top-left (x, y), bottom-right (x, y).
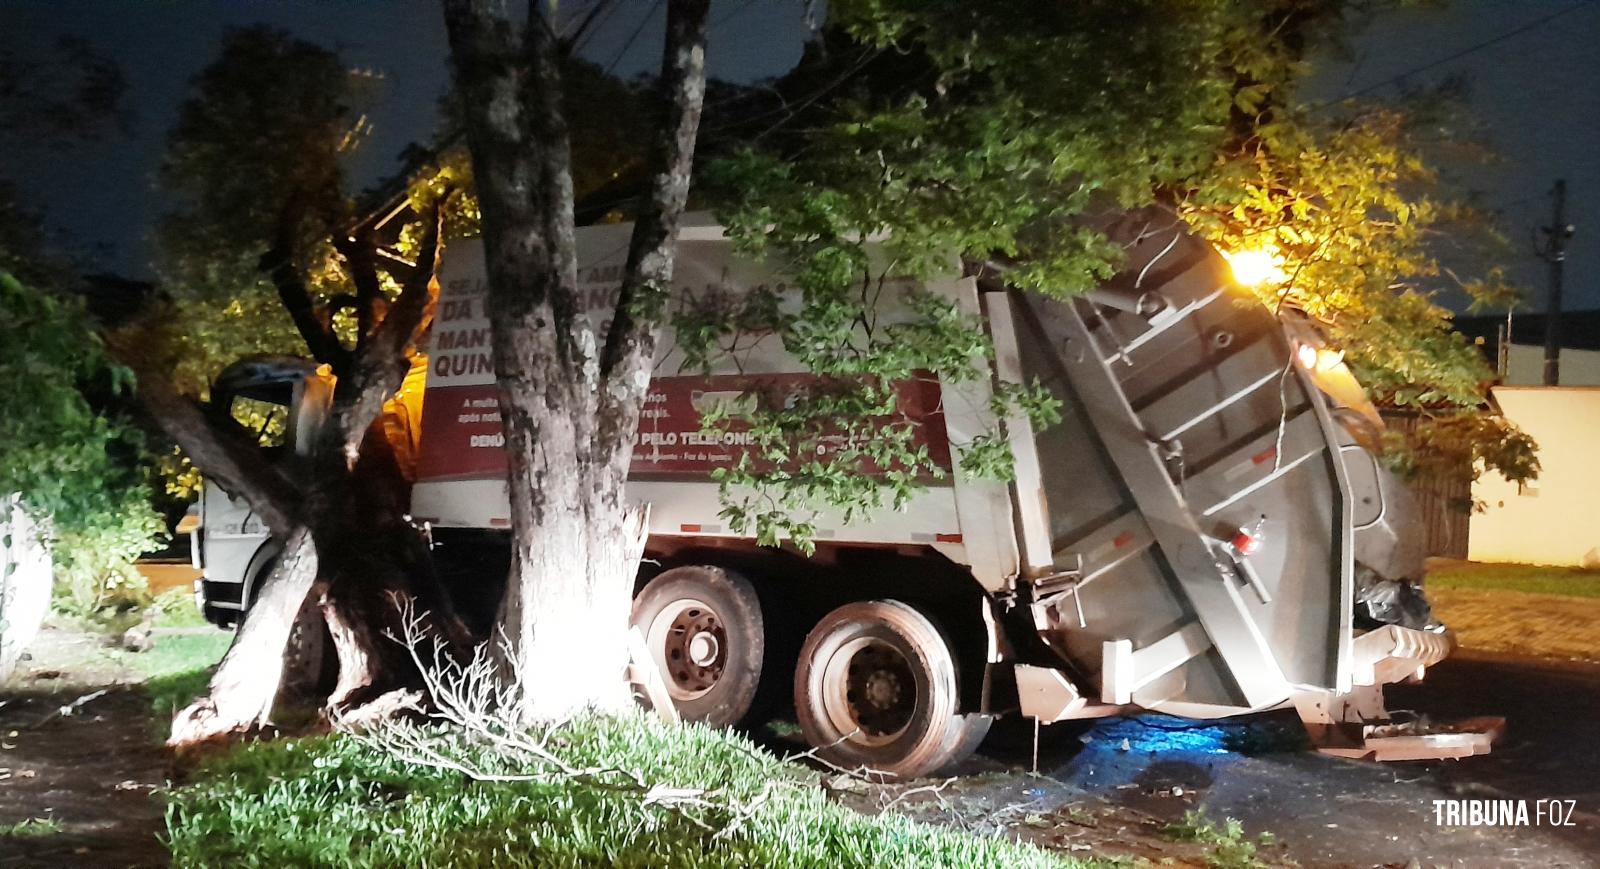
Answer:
top-left (444, 0), bottom-right (589, 387)
top-left (597, 0), bottom-right (711, 453)
top-left (116, 348), bottom-right (303, 533)
top-left (525, 0), bottom-right (583, 351)
top-left (260, 196), bottom-right (348, 368)
top-left (442, 0), bottom-right (573, 323)
top-left (334, 222), bottom-right (386, 351)
top-left (324, 199), bottom-right (448, 460)
top-left (562, 0), bottom-right (619, 52)
top-left (372, 196), bottom-right (447, 362)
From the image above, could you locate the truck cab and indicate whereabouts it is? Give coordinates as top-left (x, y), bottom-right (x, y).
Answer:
top-left (190, 357), bottom-right (320, 627)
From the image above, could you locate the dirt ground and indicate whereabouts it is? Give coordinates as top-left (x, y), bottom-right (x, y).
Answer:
top-left (831, 650), bottom-right (1599, 868)
top-left (0, 630), bottom-right (171, 869)
top-left (4, 578), bottom-right (1599, 868)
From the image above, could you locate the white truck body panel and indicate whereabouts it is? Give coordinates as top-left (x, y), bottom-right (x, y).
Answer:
top-left (411, 223), bottom-right (1020, 590)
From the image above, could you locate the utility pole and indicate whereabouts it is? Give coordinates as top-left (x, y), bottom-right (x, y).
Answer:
top-left (1537, 179), bottom-right (1574, 386)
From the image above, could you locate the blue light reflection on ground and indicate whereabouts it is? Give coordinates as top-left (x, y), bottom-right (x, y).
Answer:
top-left (1105, 716), bottom-right (1235, 754)
top-left (1045, 714), bottom-right (1243, 791)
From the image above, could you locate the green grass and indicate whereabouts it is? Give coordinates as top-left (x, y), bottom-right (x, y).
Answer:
top-left (0, 818), bottom-right (62, 838)
top-left (121, 630), bottom-right (234, 681)
top-left (166, 713), bottom-right (1110, 869)
top-left (148, 589), bottom-right (212, 629)
top-left (1164, 810), bottom-right (1272, 869)
top-left (50, 589), bottom-right (211, 640)
top-left (1427, 563), bottom-right (1600, 599)
top-left (121, 631), bottom-right (233, 723)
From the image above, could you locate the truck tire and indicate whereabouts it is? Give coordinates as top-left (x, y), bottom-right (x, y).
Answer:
top-left (631, 566), bottom-right (765, 727)
top-left (939, 711), bottom-right (994, 769)
top-left (794, 599), bottom-right (980, 780)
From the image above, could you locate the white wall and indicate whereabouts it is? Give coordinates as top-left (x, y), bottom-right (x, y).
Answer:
top-left (1470, 387), bottom-right (1600, 567)
top-left (1504, 344), bottom-right (1600, 387)
top-left (0, 500), bottom-right (53, 683)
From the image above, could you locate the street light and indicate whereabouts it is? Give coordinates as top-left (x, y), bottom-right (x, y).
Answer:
top-left (1221, 245), bottom-right (1287, 287)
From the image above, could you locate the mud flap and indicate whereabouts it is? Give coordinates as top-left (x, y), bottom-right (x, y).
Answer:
top-left (1293, 625), bottom-right (1504, 761)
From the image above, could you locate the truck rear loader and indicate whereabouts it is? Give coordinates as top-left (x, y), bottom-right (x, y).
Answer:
top-left (191, 211), bottom-right (1499, 778)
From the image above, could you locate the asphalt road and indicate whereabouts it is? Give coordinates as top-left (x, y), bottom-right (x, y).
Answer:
top-left (930, 650), bottom-right (1600, 867)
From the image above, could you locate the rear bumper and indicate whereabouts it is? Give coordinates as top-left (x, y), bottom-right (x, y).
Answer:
top-left (1297, 624), bottom-right (1503, 761)
top-left (1351, 623), bottom-right (1453, 687)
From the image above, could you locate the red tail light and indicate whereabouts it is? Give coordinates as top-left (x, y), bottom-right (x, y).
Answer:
top-left (1229, 515), bottom-right (1268, 557)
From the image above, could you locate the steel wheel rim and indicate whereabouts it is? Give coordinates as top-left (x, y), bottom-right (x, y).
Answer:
top-left (819, 636), bottom-right (917, 747)
top-left (645, 597), bottom-right (728, 702)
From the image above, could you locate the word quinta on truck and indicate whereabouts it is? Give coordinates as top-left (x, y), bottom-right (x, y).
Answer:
top-left (191, 211), bottom-right (1499, 778)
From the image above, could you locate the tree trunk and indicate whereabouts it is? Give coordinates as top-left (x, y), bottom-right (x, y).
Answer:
top-left (169, 527), bottom-right (318, 746)
top-left (154, 198), bottom-right (460, 744)
top-left (317, 522), bottom-right (469, 714)
top-left (494, 471), bottom-right (644, 719)
top-left (444, 0), bottom-right (711, 723)
top-left (312, 422), bottom-right (475, 714)
top-left (169, 508), bottom-right (471, 743)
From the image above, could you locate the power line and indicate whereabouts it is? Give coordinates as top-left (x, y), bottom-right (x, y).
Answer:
top-left (1321, 0), bottom-right (1598, 107)
top-left (1483, 192), bottom-right (1542, 215)
top-left (603, 0), bottom-right (664, 77)
top-left (1472, 165), bottom-right (1600, 214)
top-left (596, 0), bottom-right (763, 76)
top-left (710, 0), bottom-right (761, 31)
top-left (571, 0), bottom-right (625, 54)
top-left (699, 47), bottom-right (886, 139)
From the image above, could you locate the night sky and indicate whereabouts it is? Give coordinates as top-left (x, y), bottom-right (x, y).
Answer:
top-left (3, 0), bottom-right (810, 273)
top-left (1310, 0), bottom-right (1600, 315)
top-left (5, 0), bottom-right (1598, 313)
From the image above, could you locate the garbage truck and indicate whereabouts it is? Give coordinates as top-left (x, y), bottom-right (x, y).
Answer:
top-left (191, 211), bottom-right (1498, 778)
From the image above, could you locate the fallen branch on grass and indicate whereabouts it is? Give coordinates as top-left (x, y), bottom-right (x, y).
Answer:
top-left (340, 596), bottom-right (808, 836)
top-left (877, 775), bottom-right (960, 812)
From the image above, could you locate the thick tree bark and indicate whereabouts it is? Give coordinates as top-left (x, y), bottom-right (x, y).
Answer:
top-left (443, 0), bottom-right (710, 721)
top-left (597, 0), bottom-right (709, 485)
top-left (314, 429), bottom-right (474, 713)
top-left (169, 527), bottom-right (317, 746)
top-left (119, 353), bottom-right (303, 533)
top-left (156, 411), bottom-right (467, 745)
top-left (135, 201), bottom-right (463, 745)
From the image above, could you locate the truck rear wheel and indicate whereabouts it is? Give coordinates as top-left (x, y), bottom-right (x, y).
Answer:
top-left (631, 566), bottom-right (765, 727)
top-left (794, 599), bottom-right (982, 780)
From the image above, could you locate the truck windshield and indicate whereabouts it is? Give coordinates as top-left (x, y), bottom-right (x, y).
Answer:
top-left (230, 395), bottom-right (289, 450)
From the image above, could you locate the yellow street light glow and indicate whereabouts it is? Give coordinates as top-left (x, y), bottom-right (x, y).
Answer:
top-left (1294, 343), bottom-right (1347, 373)
top-left (1296, 343), bottom-right (1319, 370)
top-left (1222, 246), bottom-right (1287, 287)
top-left (1315, 346), bottom-right (1345, 372)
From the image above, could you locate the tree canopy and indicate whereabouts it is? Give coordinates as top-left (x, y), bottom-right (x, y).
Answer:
top-left (0, 35), bottom-right (164, 611)
top-left (154, 26), bottom-right (372, 393)
top-left (0, 270), bottom-right (165, 610)
top-left (688, 0), bottom-right (1536, 540)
